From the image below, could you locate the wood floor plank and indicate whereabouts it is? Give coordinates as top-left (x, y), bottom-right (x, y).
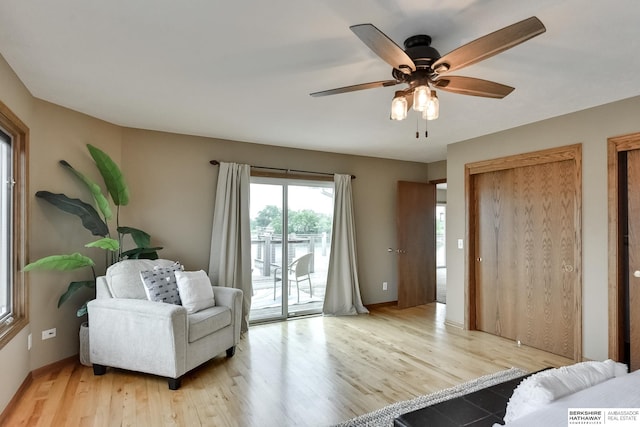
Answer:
top-left (4, 303), bottom-right (573, 426)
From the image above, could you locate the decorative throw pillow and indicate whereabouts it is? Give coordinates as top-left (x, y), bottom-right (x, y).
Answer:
top-left (175, 270), bottom-right (215, 314)
top-left (140, 262), bottom-right (183, 305)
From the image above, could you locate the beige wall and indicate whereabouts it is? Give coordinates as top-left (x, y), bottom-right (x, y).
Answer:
top-left (28, 99), bottom-right (122, 370)
top-left (119, 128), bottom-right (434, 303)
top-left (446, 95), bottom-right (640, 362)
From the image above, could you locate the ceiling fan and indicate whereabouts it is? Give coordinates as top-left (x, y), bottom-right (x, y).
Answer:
top-left (310, 17), bottom-right (546, 125)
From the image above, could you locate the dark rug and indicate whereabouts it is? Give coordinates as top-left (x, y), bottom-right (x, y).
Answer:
top-left (332, 367), bottom-right (527, 427)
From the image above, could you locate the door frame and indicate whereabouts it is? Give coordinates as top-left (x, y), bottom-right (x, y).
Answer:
top-left (465, 144), bottom-right (583, 361)
top-left (607, 132), bottom-right (640, 360)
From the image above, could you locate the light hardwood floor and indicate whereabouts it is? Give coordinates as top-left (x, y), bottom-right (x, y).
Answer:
top-left (4, 303), bottom-right (573, 427)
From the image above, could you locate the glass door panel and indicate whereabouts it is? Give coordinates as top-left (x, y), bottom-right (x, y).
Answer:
top-left (249, 180), bottom-right (333, 323)
top-left (285, 184), bottom-right (333, 317)
top-left (249, 182), bottom-right (285, 322)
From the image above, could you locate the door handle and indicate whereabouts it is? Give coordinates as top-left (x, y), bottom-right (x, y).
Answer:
top-left (634, 270), bottom-right (640, 278)
top-left (562, 261), bottom-right (574, 272)
top-left (388, 248), bottom-right (406, 254)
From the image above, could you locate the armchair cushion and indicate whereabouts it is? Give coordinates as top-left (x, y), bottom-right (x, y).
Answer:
top-left (188, 306), bottom-right (231, 342)
top-left (106, 259), bottom-right (180, 299)
top-left (175, 270), bottom-right (215, 313)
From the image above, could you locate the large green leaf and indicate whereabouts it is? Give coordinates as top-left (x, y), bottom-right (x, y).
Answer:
top-left (77, 301), bottom-right (89, 317)
top-left (57, 280), bottom-right (95, 308)
top-left (24, 253), bottom-right (95, 272)
top-left (87, 144), bottom-right (129, 206)
top-left (121, 246), bottom-right (162, 260)
top-left (118, 226), bottom-right (151, 248)
top-left (85, 237), bottom-right (119, 251)
top-left (36, 191), bottom-right (109, 236)
top-left (59, 160), bottom-right (113, 220)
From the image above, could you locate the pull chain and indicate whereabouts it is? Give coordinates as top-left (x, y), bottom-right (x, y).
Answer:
top-left (425, 114), bottom-right (428, 138)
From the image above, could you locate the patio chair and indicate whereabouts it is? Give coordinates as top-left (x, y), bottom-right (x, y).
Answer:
top-left (273, 253), bottom-right (313, 302)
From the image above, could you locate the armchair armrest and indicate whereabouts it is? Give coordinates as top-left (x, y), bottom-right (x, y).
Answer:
top-left (95, 276), bottom-right (111, 299)
top-left (87, 298), bottom-right (189, 378)
top-left (212, 286), bottom-right (243, 342)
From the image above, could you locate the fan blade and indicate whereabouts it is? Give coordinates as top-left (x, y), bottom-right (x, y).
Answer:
top-left (310, 80), bottom-right (398, 97)
top-left (350, 24), bottom-right (416, 73)
top-left (433, 76), bottom-right (514, 98)
top-left (432, 16), bottom-right (545, 74)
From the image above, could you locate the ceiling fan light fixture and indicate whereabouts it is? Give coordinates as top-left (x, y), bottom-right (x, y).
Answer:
top-left (412, 85), bottom-right (430, 112)
top-left (390, 92), bottom-right (408, 120)
top-left (422, 90), bottom-right (439, 120)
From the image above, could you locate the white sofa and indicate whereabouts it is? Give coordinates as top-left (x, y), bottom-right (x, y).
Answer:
top-left (87, 259), bottom-right (242, 390)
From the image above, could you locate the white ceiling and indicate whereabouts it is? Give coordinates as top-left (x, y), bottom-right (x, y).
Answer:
top-left (1, 1), bottom-right (640, 163)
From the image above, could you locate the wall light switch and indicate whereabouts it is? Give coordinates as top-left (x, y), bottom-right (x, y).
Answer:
top-left (457, 239), bottom-right (464, 249)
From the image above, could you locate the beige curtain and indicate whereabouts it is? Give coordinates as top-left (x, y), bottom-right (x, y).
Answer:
top-left (208, 162), bottom-right (252, 332)
top-left (323, 174), bottom-right (369, 315)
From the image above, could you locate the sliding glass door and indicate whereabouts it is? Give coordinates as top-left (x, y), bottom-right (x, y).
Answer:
top-left (249, 178), bottom-right (333, 323)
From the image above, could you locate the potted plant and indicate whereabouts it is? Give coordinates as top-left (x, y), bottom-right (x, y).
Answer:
top-left (24, 144), bottom-right (161, 365)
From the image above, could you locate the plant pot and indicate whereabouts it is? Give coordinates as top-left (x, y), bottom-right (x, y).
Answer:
top-left (79, 321), bottom-right (91, 366)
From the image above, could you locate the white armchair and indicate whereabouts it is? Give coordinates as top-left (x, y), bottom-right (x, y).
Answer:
top-left (87, 259), bottom-right (242, 390)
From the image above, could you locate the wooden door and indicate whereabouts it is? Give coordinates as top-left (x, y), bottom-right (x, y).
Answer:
top-left (472, 157), bottom-right (579, 359)
top-left (607, 133), bottom-right (640, 371)
top-left (396, 181), bottom-right (436, 309)
top-left (627, 149), bottom-right (640, 371)
top-left (474, 170), bottom-right (518, 341)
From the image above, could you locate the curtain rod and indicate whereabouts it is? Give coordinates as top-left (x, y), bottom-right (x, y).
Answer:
top-left (209, 160), bottom-right (355, 179)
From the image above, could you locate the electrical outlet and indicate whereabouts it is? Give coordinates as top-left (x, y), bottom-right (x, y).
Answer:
top-left (457, 239), bottom-right (464, 249)
top-left (383, 281), bottom-right (388, 291)
top-left (42, 328), bottom-right (56, 340)
top-left (27, 333), bottom-right (32, 350)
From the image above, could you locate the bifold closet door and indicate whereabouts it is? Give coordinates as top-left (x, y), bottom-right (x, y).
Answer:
top-left (474, 159), bottom-right (576, 359)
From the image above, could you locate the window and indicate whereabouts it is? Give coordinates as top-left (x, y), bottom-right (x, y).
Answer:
top-left (0, 101), bottom-right (28, 349)
top-left (1, 130), bottom-right (11, 321)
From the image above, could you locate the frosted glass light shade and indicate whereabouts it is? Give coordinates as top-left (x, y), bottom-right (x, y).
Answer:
top-left (390, 94), bottom-right (408, 120)
top-left (422, 90), bottom-right (439, 120)
top-left (412, 85), bottom-right (430, 112)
